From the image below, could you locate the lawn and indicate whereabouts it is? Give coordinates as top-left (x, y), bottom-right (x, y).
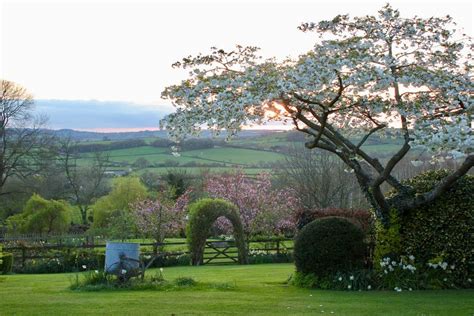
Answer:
top-left (1, 264), bottom-right (472, 315)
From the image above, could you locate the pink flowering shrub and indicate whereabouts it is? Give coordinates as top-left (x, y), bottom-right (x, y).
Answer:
top-left (204, 169), bottom-right (299, 237)
top-left (133, 192), bottom-right (190, 243)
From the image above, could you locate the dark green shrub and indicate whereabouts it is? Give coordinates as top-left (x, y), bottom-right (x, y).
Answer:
top-left (0, 253), bottom-right (13, 274)
top-left (292, 269), bottom-right (376, 291)
top-left (248, 252), bottom-right (293, 264)
top-left (294, 217), bottom-right (366, 276)
top-left (20, 250), bottom-right (105, 274)
top-left (97, 253), bottom-right (106, 270)
top-left (397, 170), bottom-right (474, 284)
top-left (186, 198), bottom-right (247, 265)
top-left (144, 253), bottom-right (190, 268)
top-left (63, 249), bottom-right (104, 272)
top-left (295, 208), bottom-right (374, 234)
top-left (22, 258), bottom-right (65, 274)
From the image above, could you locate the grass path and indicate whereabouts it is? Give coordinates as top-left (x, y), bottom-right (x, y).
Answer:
top-left (1, 264), bottom-right (473, 315)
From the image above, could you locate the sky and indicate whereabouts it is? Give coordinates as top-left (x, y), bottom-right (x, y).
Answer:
top-left (1, 0), bottom-right (473, 130)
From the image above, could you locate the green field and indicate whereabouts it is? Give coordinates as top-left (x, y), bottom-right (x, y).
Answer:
top-left (1, 264), bottom-right (472, 315)
top-left (80, 146), bottom-right (285, 165)
top-left (76, 145), bottom-right (287, 175)
top-left (72, 131), bottom-right (406, 176)
top-left (136, 167), bottom-right (271, 175)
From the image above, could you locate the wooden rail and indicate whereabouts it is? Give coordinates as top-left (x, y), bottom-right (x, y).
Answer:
top-left (1, 238), bottom-right (294, 269)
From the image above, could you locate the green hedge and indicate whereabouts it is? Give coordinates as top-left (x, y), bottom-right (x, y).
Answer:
top-left (398, 170), bottom-right (474, 283)
top-left (294, 217), bottom-right (366, 277)
top-left (0, 253), bottom-right (13, 274)
top-left (186, 198), bottom-right (247, 265)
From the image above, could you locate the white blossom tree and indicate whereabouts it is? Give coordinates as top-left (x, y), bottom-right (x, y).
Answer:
top-left (160, 5), bottom-right (473, 226)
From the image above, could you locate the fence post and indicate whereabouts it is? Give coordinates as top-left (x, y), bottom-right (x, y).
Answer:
top-left (276, 240), bottom-right (280, 255)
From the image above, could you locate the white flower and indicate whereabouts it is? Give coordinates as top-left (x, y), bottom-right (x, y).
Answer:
top-left (408, 255), bottom-right (415, 261)
top-left (468, 278), bottom-right (472, 283)
top-left (94, 270), bottom-right (99, 274)
top-left (121, 269), bottom-right (127, 274)
top-left (367, 285), bottom-right (371, 290)
top-left (428, 262), bottom-right (438, 269)
top-left (347, 285), bottom-right (351, 289)
top-left (338, 277), bottom-right (342, 281)
top-left (408, 288), bottom-right (412, 291)
top-left (391, 261), bottom-right (397, 266)
top-left (82, 265), bottom-right (87, 269)
top-left (349, 275), bottom-right (354, 281)
top-left (160, 268), bottom-right (164, 272)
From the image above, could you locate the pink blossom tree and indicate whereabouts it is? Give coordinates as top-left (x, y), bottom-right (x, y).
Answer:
top-left (204, 169), bottom-right (299, 238)
top-left (132, 192), bottom-right (190, 250)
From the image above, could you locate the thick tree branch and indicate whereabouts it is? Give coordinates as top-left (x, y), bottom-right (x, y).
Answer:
top-left (398, 155), bottom-right (474, 211)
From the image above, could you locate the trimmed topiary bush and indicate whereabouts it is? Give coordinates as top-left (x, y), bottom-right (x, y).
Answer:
top-left (295, 208), bottom-right (374, 234)
top-left (398, 170), bottom-right (474, 284)
top-left (186, 198), bottom-right (247, 265)
top-left (294, 217), bottom-right (366, 276)
top-left (0, 253), bottom-right (13, 274)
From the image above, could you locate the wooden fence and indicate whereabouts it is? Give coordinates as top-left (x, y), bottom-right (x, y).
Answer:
top-left (1, 237), bottom-right (294, 270)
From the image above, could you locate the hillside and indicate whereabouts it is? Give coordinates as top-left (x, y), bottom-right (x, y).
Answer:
top-left (67, 129), bottom-right (405, 176)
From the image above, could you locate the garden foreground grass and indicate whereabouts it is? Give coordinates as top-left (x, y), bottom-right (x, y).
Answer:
top-left (0, 263), bottom-right (473, 315)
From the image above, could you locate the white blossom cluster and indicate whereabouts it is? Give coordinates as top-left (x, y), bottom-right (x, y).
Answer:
top-left (380, 256), bottom-right (416, 274)
top-left (161, 4), bottom-right (473, 156)
top-left (427, 261), bottom-right (455, 271)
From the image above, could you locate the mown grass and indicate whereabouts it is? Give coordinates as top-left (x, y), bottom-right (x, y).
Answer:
top-left (1, 264), bottom-right (472, 315)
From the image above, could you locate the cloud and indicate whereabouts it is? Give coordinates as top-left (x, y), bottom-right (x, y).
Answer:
top-left (34, 99), bottom-right (172, 130)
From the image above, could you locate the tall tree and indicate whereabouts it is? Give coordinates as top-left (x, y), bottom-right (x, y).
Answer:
top-left (0, 79), bottom-right (54, 196)
top-left (160, 5), bottom-right (473, 226)
top-left (277, 145), bottom-right (366, 210)
top-left (60, 137), bottom-right (109, 225)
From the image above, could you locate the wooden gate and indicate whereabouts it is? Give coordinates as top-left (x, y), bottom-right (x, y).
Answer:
top-left (203, 241), bottom-right (239, 265)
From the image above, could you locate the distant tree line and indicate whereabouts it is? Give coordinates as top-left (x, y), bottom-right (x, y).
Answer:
top-left (71, 139), bottom-right (147, 153)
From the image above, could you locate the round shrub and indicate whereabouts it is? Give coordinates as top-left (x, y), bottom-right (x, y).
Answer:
top-left (186, 198), bottom-right (247, 265)
top-left (399, 170), bottom-right (474, 283)
top-left (295, 208), bottom-right (374, 234)
top-left (294, 217), bottom-right (366, 276)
